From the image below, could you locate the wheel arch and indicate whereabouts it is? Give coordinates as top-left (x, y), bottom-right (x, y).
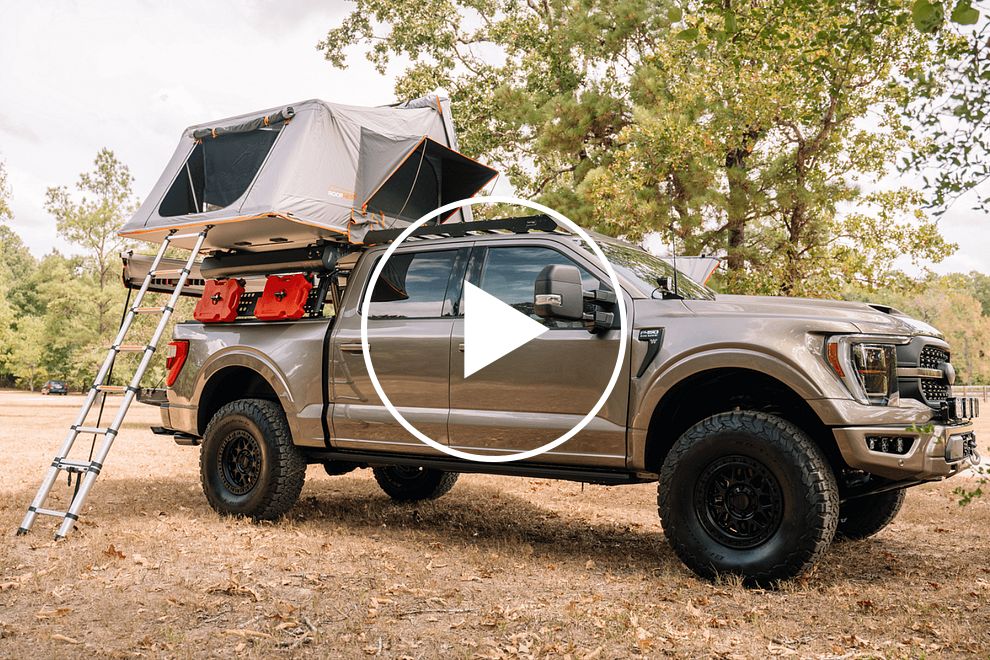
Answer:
top-left (194, 352), bottom-right (294, 437)
top-left (643, 367), bottom-right (844, 475)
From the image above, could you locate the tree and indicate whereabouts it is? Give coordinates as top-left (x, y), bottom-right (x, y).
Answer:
top-left (45, 149), bottom-right (135, 336)
top-left (9, 315), bottom-right (46, 392)
top-left (901, 2), bottom-right (989, 214)
top-left (0, 160), bottom-right (11, 222)
top-left (320, 0), bottom-right (958, 296)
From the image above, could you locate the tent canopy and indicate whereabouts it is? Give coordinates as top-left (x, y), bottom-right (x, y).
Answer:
top-left (119, 95), bottom-right (497, 252)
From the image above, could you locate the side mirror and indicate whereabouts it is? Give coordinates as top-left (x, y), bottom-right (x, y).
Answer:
top-left (534, 264), bottom-right (584, 321)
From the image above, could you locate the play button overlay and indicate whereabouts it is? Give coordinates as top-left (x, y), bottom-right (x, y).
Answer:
top-left (462, 281), bottom-right (548, 378)
top-left (360, 195), bottom-right (627, 464)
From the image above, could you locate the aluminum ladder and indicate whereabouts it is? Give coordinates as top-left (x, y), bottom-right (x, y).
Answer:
top-left (17, 227), bottom-right (208, 539)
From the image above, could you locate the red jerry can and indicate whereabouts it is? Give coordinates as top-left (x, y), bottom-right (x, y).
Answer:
top-left (193, 279), bottom-right (244, 323)
top-left (254, 274), bottom-right (313, 321)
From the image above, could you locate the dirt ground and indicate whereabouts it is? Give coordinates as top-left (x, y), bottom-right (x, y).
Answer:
top-left (0, 390), bottom-right (988, 659)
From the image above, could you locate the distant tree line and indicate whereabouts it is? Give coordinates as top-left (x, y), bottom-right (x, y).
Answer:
top-left (0, 153), bottom-right (176, 391)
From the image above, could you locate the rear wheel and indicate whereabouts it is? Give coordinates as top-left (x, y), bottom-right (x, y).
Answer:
top-left (200, 398), bottom-right (306, 520)
top-left (836, 489), bottom-right (906, 540)
top-left (658, 411), bottom-right (839, 586)
top-left (372, 465), bottom-right (458, 502)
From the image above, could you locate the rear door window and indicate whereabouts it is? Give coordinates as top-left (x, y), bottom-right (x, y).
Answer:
top-left (368, 250), bottom-right (458, 319)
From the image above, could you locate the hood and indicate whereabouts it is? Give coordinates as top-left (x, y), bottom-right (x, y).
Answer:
top-left (682, 294), bottom-right (943, 338)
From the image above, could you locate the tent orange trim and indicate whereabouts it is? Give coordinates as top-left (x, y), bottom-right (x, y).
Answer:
top-left (118, 212), bottom-right (349, 238)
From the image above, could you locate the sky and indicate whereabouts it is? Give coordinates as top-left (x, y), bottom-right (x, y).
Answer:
top-left (0, 0), bottom-right (987, 275)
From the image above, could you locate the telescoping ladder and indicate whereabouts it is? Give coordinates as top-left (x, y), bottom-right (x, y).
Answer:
top-left (17, 228), bottom-right (209, 539)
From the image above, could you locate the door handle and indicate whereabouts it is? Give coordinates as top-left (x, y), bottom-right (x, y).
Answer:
top-left (340, 342), bottom-right (364, 353)
top-left (457, 343), bottom-right (465, 352)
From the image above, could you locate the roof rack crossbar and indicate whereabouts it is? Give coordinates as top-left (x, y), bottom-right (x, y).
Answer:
top-left (363, 214), bottom-right (558, 245)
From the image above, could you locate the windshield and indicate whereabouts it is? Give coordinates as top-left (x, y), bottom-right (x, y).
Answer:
top-left (587, 240), bottom-right (715, 300)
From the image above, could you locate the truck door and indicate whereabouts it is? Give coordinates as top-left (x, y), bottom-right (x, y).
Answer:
top-left (329, 245), bottom-right (468, 455)
top-left (447, 243), bottom-right (629, 467)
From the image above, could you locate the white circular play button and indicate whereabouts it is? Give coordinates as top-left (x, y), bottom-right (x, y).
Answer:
top-left (359, 195), bottom-right (627, 463)
top-left (461, 281), bottom-right (549, 378)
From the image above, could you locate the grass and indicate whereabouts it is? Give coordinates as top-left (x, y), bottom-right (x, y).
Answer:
top-left (1, 389), bottom-right (988, 658)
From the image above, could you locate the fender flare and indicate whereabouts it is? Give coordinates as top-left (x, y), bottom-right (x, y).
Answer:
top-left (193, 347), bottom-right (300, 438)
top-left (630, 347), bottom-right (829, 432)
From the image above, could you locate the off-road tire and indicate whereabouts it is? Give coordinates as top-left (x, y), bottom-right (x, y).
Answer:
top-left (658, 411), bottom-right (839, 586)
top-left (372, 466), bottom-right (458, 502)
top-left (200, 398), bottom-right (306, 520)
top-left (836, 489), bottom-right (905, 540)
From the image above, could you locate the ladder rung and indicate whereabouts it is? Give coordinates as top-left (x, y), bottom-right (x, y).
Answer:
top-left (54, 458), bottom-right (102, 473)
top-left (115, 344), bottom-right (149, 352)
top-left (33, 507), bottom-right (68, 519)
top-left (94, 385), bottom-right (126, 394)
top-left (151, 268), bottom-right (186, 277)
top-left (133, 306), bottom-right (166, 314)
top-left (168, 231), bottom-right (205, 240)
top-left (73, 425), bottom-right (111, 435)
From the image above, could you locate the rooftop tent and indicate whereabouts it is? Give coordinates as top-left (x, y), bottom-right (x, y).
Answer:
top-left (356, 131), bottom-right (499, 223)
top-left (118, 96), bottom-right (497, 252)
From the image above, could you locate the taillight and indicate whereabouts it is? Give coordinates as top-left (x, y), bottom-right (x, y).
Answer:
top-left (165, 340), bottom-right (189, 387)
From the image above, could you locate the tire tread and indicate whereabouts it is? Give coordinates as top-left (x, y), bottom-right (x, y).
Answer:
top-left (658, 411), bottom-right (839, 585)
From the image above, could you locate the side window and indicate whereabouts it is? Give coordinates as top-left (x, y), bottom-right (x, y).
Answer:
top-left (368, 250), bottom-right (457, 319)
top-left (478, 246), bottom-right (604, 329)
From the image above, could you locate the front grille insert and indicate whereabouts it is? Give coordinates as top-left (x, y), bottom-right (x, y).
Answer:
top-left (920, 345), bottom-right (949, 370)
top-left (921, 379), bottom-right (950, 401)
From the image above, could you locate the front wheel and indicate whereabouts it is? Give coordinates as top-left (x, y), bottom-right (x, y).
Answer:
top-left (372, 465), bottom-right (458, 502)
top-left (200, 398), bottom-right (306, 520)
top-left (658, 411), bottom-right (839, 586)
top-left (836, 489), bottom-right (905, 540)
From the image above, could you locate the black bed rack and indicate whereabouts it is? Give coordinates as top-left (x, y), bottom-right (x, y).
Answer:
top-left (363, 214), bottom-right (559, 244)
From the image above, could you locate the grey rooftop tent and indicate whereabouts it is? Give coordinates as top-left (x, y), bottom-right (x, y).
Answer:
top-left (118, 95), bottom-right (498, 252)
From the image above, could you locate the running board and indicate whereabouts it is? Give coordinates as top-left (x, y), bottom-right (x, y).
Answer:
top-left (304, 449), bottom-right (653, 485)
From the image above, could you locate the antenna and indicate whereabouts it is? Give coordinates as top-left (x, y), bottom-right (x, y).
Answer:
top-left (670, 234), bottom-right (680, 298)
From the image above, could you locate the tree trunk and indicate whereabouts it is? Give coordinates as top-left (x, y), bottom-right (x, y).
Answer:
top-left (780, 203), bottom-right (805, 295)
top-left (724, 147), bottom-right (750, 272)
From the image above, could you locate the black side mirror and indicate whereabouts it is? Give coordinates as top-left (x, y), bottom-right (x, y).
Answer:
top-left (534, 264), bottom-right (584, 320)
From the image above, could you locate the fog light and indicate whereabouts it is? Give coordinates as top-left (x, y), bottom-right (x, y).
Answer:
top-left (865, 435), bottom-right (914, 456)
top-left (946, 434), bottom-right (967, 462)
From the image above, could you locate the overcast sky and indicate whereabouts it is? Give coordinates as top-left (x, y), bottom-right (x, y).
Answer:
top-left (1, 0), bottom-right (987, 275)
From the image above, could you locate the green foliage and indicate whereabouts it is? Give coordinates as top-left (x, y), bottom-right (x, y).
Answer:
top-left (320, 0), bottom-right (960, 296)
top-left (901, 7), bottom-right (990, 214)
top-left (0, 161), bottom-right (11, 222)
top-left (0, 150), bottom-right (157, 391)
top-left (45, 148), bottom-right (136, 336)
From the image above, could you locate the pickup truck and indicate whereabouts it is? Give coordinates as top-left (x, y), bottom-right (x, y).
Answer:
top-left (138, 218), bottom-right (980, 585)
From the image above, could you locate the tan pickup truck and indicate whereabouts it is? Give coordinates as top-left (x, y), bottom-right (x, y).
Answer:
top-left (133, 217), bottom-right (980, 585)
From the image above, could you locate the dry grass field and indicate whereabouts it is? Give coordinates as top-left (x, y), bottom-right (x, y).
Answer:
top-left (1, 389), bottom-right (989, 658)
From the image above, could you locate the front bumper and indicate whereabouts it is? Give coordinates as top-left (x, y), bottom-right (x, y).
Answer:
top-left (833, 421), bottom-right (979, 481)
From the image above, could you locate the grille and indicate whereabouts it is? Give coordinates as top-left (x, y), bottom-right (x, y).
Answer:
top-left (921, 379), bottom-right (950, 401)
top-left (920, 345), bottom-right (949, 369)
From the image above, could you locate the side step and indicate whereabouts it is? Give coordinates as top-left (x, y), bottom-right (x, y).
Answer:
top-left (305, 449), bottom-right (654, 485)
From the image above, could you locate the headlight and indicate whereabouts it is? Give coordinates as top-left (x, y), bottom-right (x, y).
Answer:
top-left (825, 336), bottom-right (905, 405)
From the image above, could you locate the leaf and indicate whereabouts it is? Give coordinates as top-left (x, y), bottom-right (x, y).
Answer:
top-left (724, 12), bottom-right (738, 34)
top-left (103, 543), bottom-right (125, 560)
top-left (676, 27), bottom-right (699, 41)
top-left (950, 0), bottom-right (980, 24)
top-left (911, 0), bottom-right (945, 32)
top-left (666, 6), bottom-right (682, 22)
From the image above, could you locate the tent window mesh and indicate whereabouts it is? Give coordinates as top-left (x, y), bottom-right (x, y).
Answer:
top-left (159, 127), bottom-right (281, 217)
